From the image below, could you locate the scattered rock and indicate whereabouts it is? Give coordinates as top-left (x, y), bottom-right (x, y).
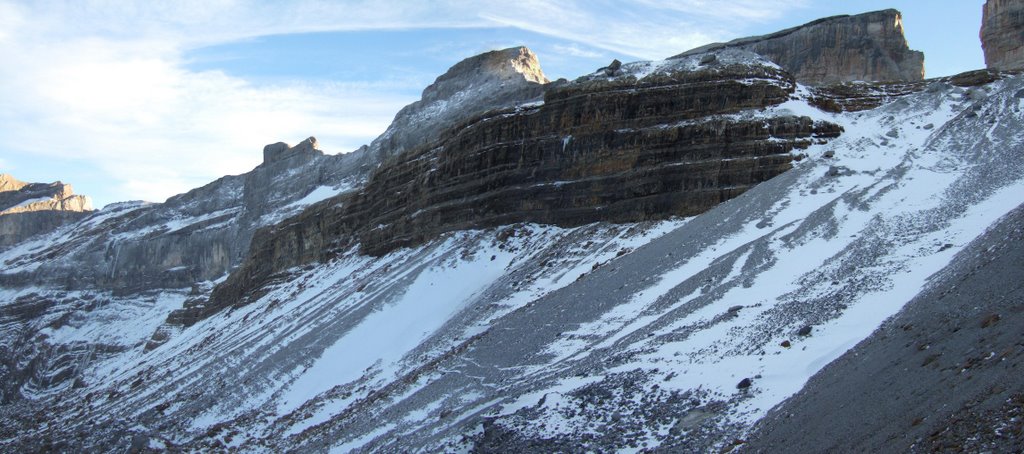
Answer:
top-left (826, 166), bottom-right (852, 177)
top-left (781, 340), bottom-right (792, 348)
top-left (603, 59), bottom-right (622, 76)
top-left (980, 313), bottom-right (1001, 328)
top-left (699, 53), bottom-right (717, 66)
top-left (797, 325), bottom-right (813, 336)
top-left (737, 378), bottom-right (753, 389)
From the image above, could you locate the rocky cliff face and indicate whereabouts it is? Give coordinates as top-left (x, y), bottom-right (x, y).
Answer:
top-left (0, 48), bottom-right (549, 296)
top-left (982, 0), bottom-right (1024, 70)
top-left (0, 174), bottom-right (93, 247)
top-left (674, 9), bottom-right (925, 85)
top-left (195, 50), bottom-right (843, 325)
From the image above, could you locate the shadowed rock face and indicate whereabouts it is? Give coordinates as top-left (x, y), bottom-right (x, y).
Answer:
top-left (194, 52), bottom-right (843, 325)
top-left (982, 0), bottom-right (1024, 70)
top-left (674, 9), bottom-right (925, 85)
top-left (0, 174), bottom-right (93, 248)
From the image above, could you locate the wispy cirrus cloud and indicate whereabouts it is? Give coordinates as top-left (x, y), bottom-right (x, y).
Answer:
top-left (0, 0), bottom-right (811, 206)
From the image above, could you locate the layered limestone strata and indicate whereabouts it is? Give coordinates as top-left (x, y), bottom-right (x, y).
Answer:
top-left (982, 0), bottom-right (1024, 70)
top-left (0, 174), bottom-right (93, 248)
top-left (0, 48), bottom-right (547, 293)
top-left (188, 53), bottom-right (844, 325)
top-left (674, 9), bottom-right (925, 85)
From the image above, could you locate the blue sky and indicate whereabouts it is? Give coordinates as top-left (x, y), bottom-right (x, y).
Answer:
top-left (0, 1), bottom-right (986, 208)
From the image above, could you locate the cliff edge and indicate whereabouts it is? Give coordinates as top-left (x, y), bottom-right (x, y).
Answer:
top-left (673, 9), bottom-right (925, 85)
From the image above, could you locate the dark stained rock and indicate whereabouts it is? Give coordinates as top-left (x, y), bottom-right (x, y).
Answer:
top-left (797, 325), bottom-right (813, 336)
top-left (737, 378), bottom-right (753, 389)
top-left (982, 0), bottom-right (1024, 70)
top-left (196, 53), bottom-right (844, 325)
top-left (808, 81), bottom-right (927, 113)
top-left (673, 10), bottom-right (925, 85)
top-left (602, 59), bottom-right (623, 76)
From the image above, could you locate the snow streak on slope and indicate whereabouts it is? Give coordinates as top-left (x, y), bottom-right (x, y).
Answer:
top-left (17, 220), bottom-right (683, 450)
top-left (447, 78), bottom-right (1024, 452)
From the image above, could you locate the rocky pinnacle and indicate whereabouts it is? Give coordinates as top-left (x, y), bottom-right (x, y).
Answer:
top-left (982, 0), bottom-right (1024, 70)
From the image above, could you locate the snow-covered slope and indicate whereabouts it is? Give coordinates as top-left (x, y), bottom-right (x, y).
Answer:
top-left (4, 68), bottom-right (1024, 452)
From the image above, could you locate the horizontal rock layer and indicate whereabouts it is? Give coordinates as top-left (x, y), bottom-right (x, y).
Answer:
top-left (191, 60), bottom-right (844, 325)
top-left (982, 0), bottom-right (1024, 70)
top-left (0, 47), bottom-right (549, 295)
top-left (674, 9), bottom-right (925, 85)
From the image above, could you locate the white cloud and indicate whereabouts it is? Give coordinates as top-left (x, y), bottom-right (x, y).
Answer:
top-left (477, 0), bottom-right (811, 60)
top-left (0, 0), bottom-right (811, 205)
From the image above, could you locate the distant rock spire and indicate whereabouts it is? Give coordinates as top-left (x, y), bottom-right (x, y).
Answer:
top-left (0, 174), bottom-right (93, 248)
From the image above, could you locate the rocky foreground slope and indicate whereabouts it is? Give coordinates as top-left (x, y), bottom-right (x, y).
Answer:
top-left (2, 8), bottom-right (1023, 453)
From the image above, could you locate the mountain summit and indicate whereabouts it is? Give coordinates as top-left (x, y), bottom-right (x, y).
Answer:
top-left (368, 46), bottom-right (548, 160)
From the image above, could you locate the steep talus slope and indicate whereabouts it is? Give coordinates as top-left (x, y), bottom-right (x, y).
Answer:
top-left (203, 51), bottom-right (842, 325)
top-left (982, 0), bottom-right (1024, 70)
top-left (0, 174), bottom-right (93, 248)
top-left (674, 9), bottom-right (924, 85)
top-left (5, 69), bottom-right (1023, 452)
top-left (744, 204), bottom-right (1024, 453)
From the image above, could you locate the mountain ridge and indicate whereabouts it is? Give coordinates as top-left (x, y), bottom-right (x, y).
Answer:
top-left (2, 7), bottom-right (1024, 453)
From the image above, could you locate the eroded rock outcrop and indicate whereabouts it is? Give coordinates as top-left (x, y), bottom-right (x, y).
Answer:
top-left (367, 46), bottom-right (548, 162)
top-left (674, 9), bottom-right (925, 85)
top-left (0, 174), bottom-right (93, 247)
top-left (982, 0), bottom-right (1024, 70)
top-left (193, 51), bottom-right (843, 324)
